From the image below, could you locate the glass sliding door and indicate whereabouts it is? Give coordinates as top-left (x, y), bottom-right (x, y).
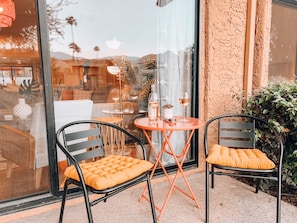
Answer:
top-left (0, 0), bottom-right (49, 202)
top-left (154, 0), bottom-right (196, 166)
top-left (47, 0), bottom-right (198, 187)
top-left (0, 0), bottom-right (198, 206)
top-left (47, 0), bottom-right (158, 188)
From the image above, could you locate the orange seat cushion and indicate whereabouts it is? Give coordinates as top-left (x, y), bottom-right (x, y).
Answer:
top-left (64, 155), bottom-right (153, 190)
top-left (206, 144), bottom-right (275, 170)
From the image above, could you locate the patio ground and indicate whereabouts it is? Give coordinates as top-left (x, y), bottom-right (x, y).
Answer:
top-left (1, 169), bottom-right (297, 223)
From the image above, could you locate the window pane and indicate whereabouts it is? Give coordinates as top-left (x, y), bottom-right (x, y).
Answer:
top-left (47, 0), bottom-right (160, 187)
top-left (269, 3), bottom-right (297, 82)
top-left (0, 0), bottom-right (49, 201)
top-left (47, 0), bottom-right (197, 186)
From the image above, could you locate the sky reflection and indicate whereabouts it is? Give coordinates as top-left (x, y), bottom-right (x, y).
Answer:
top-left (48, 0), bottom-right (158, 59)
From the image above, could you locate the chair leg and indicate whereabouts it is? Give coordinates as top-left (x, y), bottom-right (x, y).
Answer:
top-left (59, 180), bottom-right (69, 223)
top-left (146, 174), bottom-right (157, 223)
top-left (211, 165), bottom-right (214, 188)
top-left (103, 193), bottom-right (109, 202)
top-left (81, 183), bottom-right (93, 223)
top-left (276, 174), bottom-right (281, 223)
top-left (255, 179), bottom-right (260, 193)
top-left (206, 162), bottom-right (209, 223)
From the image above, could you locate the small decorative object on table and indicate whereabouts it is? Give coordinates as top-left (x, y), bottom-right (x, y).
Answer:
top-left (162, 104), bottom-right (173, 120)
top-left (148, 84), bottom-right (159, 122)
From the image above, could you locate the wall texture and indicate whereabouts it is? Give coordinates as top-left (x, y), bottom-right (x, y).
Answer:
top-left (198, 0), bottom-right (271, 170)
top-left (202, 0), bottom-right (248, 120)
top-left (253, 0), bottom-right (271, 91)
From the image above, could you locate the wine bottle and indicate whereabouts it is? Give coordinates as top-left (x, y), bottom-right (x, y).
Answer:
top-left (148, 84), bottom-right (159, 122)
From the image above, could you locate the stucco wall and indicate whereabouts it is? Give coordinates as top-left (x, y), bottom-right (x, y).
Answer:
top-left (198, 0), bottom-right (271, 170)
top-left (253, 0), bottom-right (271, 91)
top-left (202, 0), bottom-right (248, 121)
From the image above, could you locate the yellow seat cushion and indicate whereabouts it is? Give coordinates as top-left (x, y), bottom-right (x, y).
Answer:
top-left (64, 155), bottom-right (153, 190)
top-left (206, 144), bottom-right (275, 169)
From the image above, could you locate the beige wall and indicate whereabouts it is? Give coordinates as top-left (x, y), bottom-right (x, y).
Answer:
top-left (201, 0), bottom-right (248, 121)
top-left (197, 0), bottom-right (271, 170)
top-left (253, 1), bottom-right (271, 91)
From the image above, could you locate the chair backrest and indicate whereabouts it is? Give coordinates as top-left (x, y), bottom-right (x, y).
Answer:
top-left (21, 100), bottom-right (93, 168)
top-left (204, 114), bottom-right (284, 166)
top-left (56, 120), bottom-right (145, 164)
top-left (58, 122), bottom-right (104, 162)
top-left (54, 99), bottom-right (93, 131)
top-left (54, 99), bottom-right (94, 162)
top-left (218, 119), bottom-right (256, 148)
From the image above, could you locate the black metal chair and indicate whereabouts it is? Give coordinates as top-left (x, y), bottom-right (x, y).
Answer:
top-left (56, 120), bottom-right (157, 223)
top-left (204, 114), bottom-right (283, 223)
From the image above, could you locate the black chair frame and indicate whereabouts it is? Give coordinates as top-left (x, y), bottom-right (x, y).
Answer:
top-left (204, 114), bottom-right (284, 223)
top-left (56, 120), bottom-right (157, 223)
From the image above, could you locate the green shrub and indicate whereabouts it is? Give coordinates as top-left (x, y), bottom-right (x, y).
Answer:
top-left (244, 83), bottom-right (297, 187)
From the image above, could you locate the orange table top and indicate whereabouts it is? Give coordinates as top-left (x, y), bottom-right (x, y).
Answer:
top-left (134, 117), bottom-right (204, 131)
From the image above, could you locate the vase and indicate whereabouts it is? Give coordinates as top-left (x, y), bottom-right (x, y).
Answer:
top-left (13, 98), bottom-right (32, 119)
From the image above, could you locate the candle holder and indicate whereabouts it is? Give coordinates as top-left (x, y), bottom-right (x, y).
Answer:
top-left (162, 104), bottom-right (174, 120)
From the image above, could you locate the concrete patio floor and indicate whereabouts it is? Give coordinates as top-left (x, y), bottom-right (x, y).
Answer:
top-left (1, 169), bottom-right (297, 223)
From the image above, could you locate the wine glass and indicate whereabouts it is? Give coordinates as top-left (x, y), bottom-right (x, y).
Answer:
top-left (178, 92), bottom-right (190, 122)
top-left (112, 97), bottom-right (119, 111)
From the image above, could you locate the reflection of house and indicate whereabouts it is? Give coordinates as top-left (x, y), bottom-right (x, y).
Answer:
top-left (51, 55), bottom-right (158, 103)
top-left (51, 58), bottom-right (117, 102)
top-left (51, 59), bottom-right (73, 86)
top-left (76, 59), bottom-right (115, 102)
top-left (0, 49), bottom-right (41, 82)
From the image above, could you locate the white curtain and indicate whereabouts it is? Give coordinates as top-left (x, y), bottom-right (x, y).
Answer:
top-left (150, 0), bottom-right (195, 165)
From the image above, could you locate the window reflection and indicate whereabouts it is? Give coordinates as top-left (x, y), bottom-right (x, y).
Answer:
top-left (49, 0), bottom-right (195, 151)
top-left (0, 0), bottom-right (48, 202)
top-left (48, 0), bottom-right (158, 109)
top-left (269, 3), bottom-right (297, 82)
top-left (48, 0), bottom-right (196, 186)
top-left (48, 0), bottom-right (159, 151)
top-left (0, 0), bottom-right (197, 201)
